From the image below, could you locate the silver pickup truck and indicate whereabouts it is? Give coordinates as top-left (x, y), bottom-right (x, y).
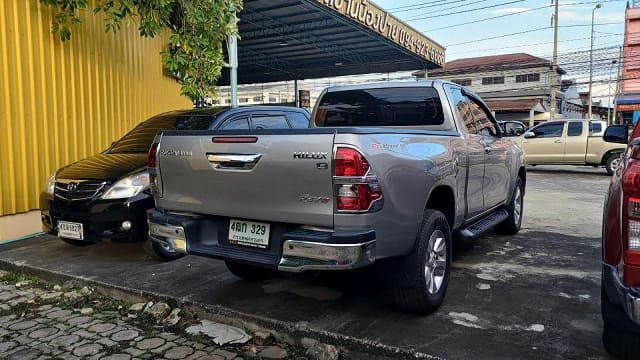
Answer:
top-left (147, 81), bottom-right (526, 314)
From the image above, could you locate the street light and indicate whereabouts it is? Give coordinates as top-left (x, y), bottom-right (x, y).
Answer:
top-left (588, 3), bottom-right (603, 120)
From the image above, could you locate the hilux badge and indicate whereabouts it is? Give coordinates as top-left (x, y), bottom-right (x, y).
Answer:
top-left (293, 152), bottom-right (328, 160)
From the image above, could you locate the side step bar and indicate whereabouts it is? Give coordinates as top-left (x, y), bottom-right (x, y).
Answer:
top-left (456, 208), bottom-right (509, 242)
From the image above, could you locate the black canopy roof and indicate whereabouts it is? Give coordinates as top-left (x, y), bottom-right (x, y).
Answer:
top-left (216, 0), bottom-right (445, 85)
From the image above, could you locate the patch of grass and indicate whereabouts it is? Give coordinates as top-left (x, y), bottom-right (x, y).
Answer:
top-left (1, 272), bottom-right (43, 287)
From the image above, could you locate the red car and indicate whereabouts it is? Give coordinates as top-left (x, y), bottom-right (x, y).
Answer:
top-left (602, 122), bottom-right (640, 359)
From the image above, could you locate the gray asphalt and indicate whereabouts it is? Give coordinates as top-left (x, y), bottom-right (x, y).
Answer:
top-left (0, 165), bottom-right (613, 359)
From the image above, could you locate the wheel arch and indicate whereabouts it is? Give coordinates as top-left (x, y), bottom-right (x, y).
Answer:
top-left (601, 150), bottom-right (624, 165)
top-left (425, 185), bottom-right (456, 230)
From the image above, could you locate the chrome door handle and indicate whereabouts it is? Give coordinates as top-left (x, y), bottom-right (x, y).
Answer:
top-left (484, 147), bottom-right (492, 154)
top-left (554, 140), bottom-right (563, 144)
top-left (207, 153), bottom-right (262, 170)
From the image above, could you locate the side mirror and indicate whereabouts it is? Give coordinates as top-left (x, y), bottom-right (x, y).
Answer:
top-left (603, 125), bottom-right (629, 144)
top-left (523, 131), bottom-right (536, 139)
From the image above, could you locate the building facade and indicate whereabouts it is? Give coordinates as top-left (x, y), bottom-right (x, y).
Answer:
top-left (414, 53), bottom-right (567, 126)
top-left (0, 1), bottom-right (191, 240)
top-left (616, 5), bottom-right (640, 124)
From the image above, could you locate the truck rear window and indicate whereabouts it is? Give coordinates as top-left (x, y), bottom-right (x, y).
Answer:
top-left (315, 87), bottom-right (444, 127)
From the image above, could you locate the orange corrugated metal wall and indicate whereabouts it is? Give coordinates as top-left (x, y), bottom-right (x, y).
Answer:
top-left (0, 1), bottom-right (191, 216)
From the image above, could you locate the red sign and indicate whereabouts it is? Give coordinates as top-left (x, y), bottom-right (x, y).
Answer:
top-left (617, 104), bottom-right (640, 111)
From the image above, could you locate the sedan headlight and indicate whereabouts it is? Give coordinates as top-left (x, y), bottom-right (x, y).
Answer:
top-left (45, 173), bottom-right (56, 194)
top-left (101, 171), bottom-right (150, 200)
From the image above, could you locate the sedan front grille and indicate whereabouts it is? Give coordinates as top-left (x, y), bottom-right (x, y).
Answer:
top-left (54, 179), bottom-right (107, 201)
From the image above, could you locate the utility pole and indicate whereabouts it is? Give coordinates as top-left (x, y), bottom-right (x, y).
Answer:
top-left (612, 46), bottom-right (623, 124)
top-left (228, 2), bottom-right (239, 108)
top-left (588, 3), bottom-right (603, 120)
top-left (550, 0), bottom-right (559, 120)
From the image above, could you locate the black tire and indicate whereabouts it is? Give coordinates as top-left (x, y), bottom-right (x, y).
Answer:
top-left (605, 153), bottom-right (622, 176)
top-left (392, 209), bottom-right (452, 315)
top-left (495, 177), bottom-right (524, 235)
top-left (225, 261), bottom-right (276, 281)
top-left (143, 238), bottom-right (185, 262)
top-left (60, 238), bottom-right (94, 246)
top-left (602, 284), bottom-right (640, 359)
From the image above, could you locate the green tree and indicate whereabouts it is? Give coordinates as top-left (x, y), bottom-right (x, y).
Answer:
top-left (40, 0), bottom-right (243, 101)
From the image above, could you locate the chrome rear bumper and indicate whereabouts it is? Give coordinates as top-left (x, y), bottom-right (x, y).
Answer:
top-left (278, 239), bottom-right (376, 272)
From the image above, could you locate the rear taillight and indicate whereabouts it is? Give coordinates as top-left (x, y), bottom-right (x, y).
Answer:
top-left (333, 147), bottom-right (382, 212)
top-left (623, 160), bottom-right (640, 271)
top-left (148, 143), bottom-right (161, 197)
top-left (148, 143), bottom-right (159, 168)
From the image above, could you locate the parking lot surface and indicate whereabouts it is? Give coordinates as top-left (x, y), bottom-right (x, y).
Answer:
top-left (0, 166), bottom-right (612, 359)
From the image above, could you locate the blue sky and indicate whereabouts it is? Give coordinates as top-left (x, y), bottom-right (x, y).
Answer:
top-left (374, 0), bottom-right (626, 59)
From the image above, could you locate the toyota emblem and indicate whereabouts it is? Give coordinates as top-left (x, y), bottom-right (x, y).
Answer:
top-left (66, 182), bottom-right (79, 192)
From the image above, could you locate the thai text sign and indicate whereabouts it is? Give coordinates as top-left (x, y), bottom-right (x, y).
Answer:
top-left (316, 0), bottom-right (445, 67)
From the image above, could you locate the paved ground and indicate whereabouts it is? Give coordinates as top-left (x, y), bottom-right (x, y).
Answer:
top-left (0, 165), bottom-right (613, 359)
top-left (0, 275), bottom-right (270, 360)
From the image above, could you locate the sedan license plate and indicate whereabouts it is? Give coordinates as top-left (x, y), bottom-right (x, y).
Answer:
top-left (58, 221), bottom-right (84, 240)
top-left (228, 219), bottom-right (270, 249)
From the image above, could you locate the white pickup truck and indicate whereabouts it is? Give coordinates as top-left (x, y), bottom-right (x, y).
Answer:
top-left (519, 119), bottom-right (626, 175)
top-left (146, 81), bottom-right (525, 314)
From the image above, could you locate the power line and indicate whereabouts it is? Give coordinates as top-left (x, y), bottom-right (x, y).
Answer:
top-left (405, 0), bottom-right (528, 21)
top-left (446, 22), bottom-right (623, 47)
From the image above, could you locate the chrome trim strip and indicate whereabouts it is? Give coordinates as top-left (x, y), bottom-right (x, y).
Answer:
top-left (207, 153), bottom-right (262, 170)
top-left (147, 221), bottom-right (187, 254)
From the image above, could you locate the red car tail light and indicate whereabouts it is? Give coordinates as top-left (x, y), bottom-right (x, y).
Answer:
top-left (622, 159), bottom-right (640, 269)
top-left (148, 143), bottom-right (159, 168)
top-left (333, 147), bottom-right (382, 212)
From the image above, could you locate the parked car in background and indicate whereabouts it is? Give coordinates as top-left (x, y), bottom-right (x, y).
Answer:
top-left (602, 123), bottom-right (640, 359)
top-left (498, 120), bottom-right (527, 137)
top-left (40, 106), bottom-right (310, 261)
top-left (517, 119), bottom-right (626, 175)
top-left (146, 81), bottom-right (526, 314)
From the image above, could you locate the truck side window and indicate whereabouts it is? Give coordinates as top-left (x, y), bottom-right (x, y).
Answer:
top-left (251, 115), bottom-right (289, 129)
top-left (286, 112), bottom-right (310, 128)
top-left (533, 123), bottom-right (564, 138)
top-left (468, 101), bottom-right (497, 137)
top-left (219, 117), bottom-right (250, 130)
top-left (447, 87), bottom-right (477, 134)
top-left (568, 122), bottom-right (583, 137)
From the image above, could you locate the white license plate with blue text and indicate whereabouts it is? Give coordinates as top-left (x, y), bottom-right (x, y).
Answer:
top-left (58, 221), bottom-right (84, 240)
top-left (228, 219), bottom-right (270, 248)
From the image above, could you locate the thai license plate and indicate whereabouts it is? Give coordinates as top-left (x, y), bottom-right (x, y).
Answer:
top-left (228, 219), bottom-right (270, 249)
top-left (58, 221), bottom-right (84, 240)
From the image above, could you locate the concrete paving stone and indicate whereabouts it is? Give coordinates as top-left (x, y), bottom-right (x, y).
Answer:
top-left (186, 350), bottom-right (208, 360)
top-left (164, 345), bottom-right (194, 359)
top-left (73, 329), bottom-right (96, 339)
top-left (0, 314), bottom-right (17, 324)
top-left (150, 341), bottom-right (176, 354)
top-left (111, 329), bottom-right (140, 342)
top-left (7, 297), bottom-right (28, 306)
top-left (32, 342), bottom-right (57, 354)
top-left (102, 354), bottom-right (132, 360)
top-left (159, 333), bottom-right (180, 341)
top-left (123, 347), bottom-right (146, 357)
top-left (134, 336), bottom-right (144, 341)
top-left (46, 309), bottom-right (73, 319)
top-left (136, 337), bottom-right (165, 350)
top-left (28, 327), bottom-right (59, 339)
top-left (67, 316), bottom-right (93, 326)
top-left (50, 334), bottom-right (81, 348)
top-left (0, 292), bottom-right (19, 301)
top-left (257, 346), bottom-right (288, 359)
top-left (56, 352), bottom-right (81, 360)
top-left (88, 322), bottom-right (117, 333)
top-left (0, 340), bottom-right (18, 353)
top-left (7, 347), bottom-right (40, 360)
top-left (97, 337), bottom-right (118, 347)
top-left (8, 320), bottom-right (38, 331)
top-left (211, 349), bottom-right (237, 360)
top-left (38, 292), bottom-right (63, 301)
top-left (72, 343), bottom-right (102, 357)
top-left (198, 356), bottom-right (225, 360)
top-left (14, 334), bottom-right (36, 345)
top-left (0, 304), bottom-right (10, 311)
top-left (0, 328), bottom-right (9, 337)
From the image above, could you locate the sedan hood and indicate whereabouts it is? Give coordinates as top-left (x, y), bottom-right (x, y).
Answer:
top-left (56, 153), bottom-right (147, 181)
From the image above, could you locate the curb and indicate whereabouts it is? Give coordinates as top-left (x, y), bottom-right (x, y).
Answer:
top-left (0, 258), bottom-right (441, 360)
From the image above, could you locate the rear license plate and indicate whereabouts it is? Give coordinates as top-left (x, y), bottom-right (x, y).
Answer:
top-left (228, 219), bottom-right (270, 249)
top-left (58, 221), bottom-right (84, 240)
